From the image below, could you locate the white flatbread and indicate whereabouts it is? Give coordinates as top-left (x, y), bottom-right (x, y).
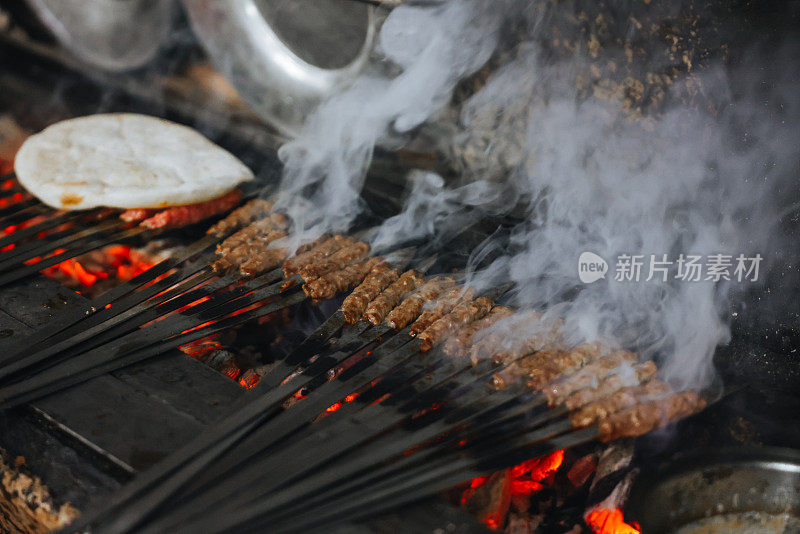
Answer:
top-left (14, 113), bottom-right (254, 210)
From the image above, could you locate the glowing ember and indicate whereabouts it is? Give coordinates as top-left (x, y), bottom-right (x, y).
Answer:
top-left (508, 449), bottom-right (564, 496)
top-left (36, 244), bottom-right (156, 295)
top-left (461, 449), bottom-right (565, 530)
top-left (586, 508), bottom-right (641, 534)
top-left (238, 370), bottom-right (260, 389)
top-left (178, 337), bottom-right (223, 357)
top-left (0, 191), bottom-right (24, 209)
top-left (466, 449), bottom-right (565, 499)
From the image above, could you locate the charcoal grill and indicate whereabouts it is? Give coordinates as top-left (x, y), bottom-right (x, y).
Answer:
top-left (0, 1), bottom-right (799, 533)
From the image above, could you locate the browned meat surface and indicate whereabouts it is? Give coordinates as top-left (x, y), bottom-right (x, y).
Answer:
top-left (298, 241), bottom-right (370, 280)
top-left (282, 235), bottom-right (354, 277)
top-left (569, 379), bottom-right (672, 429)
top-left (417, 296), bottom-right (493, 351)
top-left (471, 310), bottom-right (563, 364)
top-left (363, 270), bottom-right (426, 325)
top-left (444, 306), bottom-right (513, 357)
top-left (140, 189), bottom-right (242, 229)
top-left (409, 287), bottom-right (476, 337)
top-left (544, 350), bottom-right (639, 405)
top-left (491, 347), bottom-right (566, 390)
top-left (239, 247), bottom-right (290, 278)
top-left (340, 262), bottom-right (397, 323)
top-left (598, 391), bottom-right (706, 442)
top-left (120, 208), bottom-right (159, 223)
top-left (385, 276), bottom-right (456, 330)
top-left (216, 213), bottom-right (287, 256)
top-left (212, 229), bottom-right (287, 275)
top-left (303, 257), bottom-right (383, 300)
top-left (207, 198), bottom-right (273, 237)
top-left (517, 342), bottom-right (608, 390)
top-left (564, 361), bottom-right (658, 410)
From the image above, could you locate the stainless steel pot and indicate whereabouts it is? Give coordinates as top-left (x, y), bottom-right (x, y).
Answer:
top-left (626, 447), bottom-right (800, 533)
top-left (24, 0), bottom-right (176, 72)
top-left (182, 0), bottom-right (378, 136)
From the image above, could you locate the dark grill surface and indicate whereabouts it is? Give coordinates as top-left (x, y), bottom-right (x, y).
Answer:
top-left (0, 3), bottom-right (798, 531)
top-left (0, 276), bottom-right (243, 495)
top-left (0, 274), bottom-right (488, 532)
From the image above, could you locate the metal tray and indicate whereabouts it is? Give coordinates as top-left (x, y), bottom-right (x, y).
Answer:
top-left (627, 447), bottom-right (800, 533)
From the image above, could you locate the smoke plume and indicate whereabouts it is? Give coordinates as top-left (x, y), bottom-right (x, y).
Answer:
top-left (275, 0), bottom-right (799, 390)
top-left (273, 0), bottom-right (511, 249)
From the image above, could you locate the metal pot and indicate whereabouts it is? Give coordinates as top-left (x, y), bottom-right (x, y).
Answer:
top-left (626, 447), bottom-right (800, 533)
top-left (24, 0), bottom-right (176, 72)
top-left (181, 0), bottom-right (378, 137)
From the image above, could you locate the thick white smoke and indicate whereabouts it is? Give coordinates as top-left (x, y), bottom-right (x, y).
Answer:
top-left (437, 23), bottom-right (798, 389)
top-left (273, 0), bottom-right (798, 391)
top-left (273, 0), bottom-right (511, 250)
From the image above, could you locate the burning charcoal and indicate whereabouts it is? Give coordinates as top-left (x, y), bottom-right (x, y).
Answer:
top-left (506, 512), bottom-right (541, 534)
top-left (237, 368), bottom-right (262, 389)
top-left (460, 469), bottom-right (513, 531)
top-left (202, 349), bottom-right (236, 370)
top-left (567, 454), bottom-right (598, 489)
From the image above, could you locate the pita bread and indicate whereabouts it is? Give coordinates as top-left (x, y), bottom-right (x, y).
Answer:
top-left (14, 113), bottom-right (254, 210)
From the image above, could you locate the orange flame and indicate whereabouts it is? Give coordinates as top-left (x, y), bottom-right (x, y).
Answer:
top-left (586, 508), bottom-right (641, 534)
top-left (35, 244), bottom-right (156, 293)
top-left (178, 338), bottom-right (223, 356)
top-left (238, 371), bottom-right (260, 389)
top-left (462, 449), bottom-right (565, 516)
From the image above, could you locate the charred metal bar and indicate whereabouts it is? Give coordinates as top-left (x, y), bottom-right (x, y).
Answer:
top-left (0, 210), bottom-right (85, 249)
top-left (0, 212), bottom-right (116, 263)
top-left (154, 356), bottom-right (506, 526)
top-left (0, 225), bottom-right (150, 286)
top-left (96, 233), bottom-right (223, 305)
top-left (0, 267), bottom-right (221, 376)
top-left (0, 266), bottom-right (288, 383)
top-left (0, 197), bottom-right (39, 220)
top-left (0, 287), bottom-right (309, 408)
top-left (0, 216), bottom-right (123, 267)
top-left (111, 283), bottom-right (512, 517)
top-left (70, 317), bottom-right (386, 533)
top-left (75, 322), bottom-right (418, 534)
top-left (176, 419), bottom-right (591, 534)
top-left (6, 233), bottom-right (224, 353)
top-left (0, 202), bottom-right (50, 229)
